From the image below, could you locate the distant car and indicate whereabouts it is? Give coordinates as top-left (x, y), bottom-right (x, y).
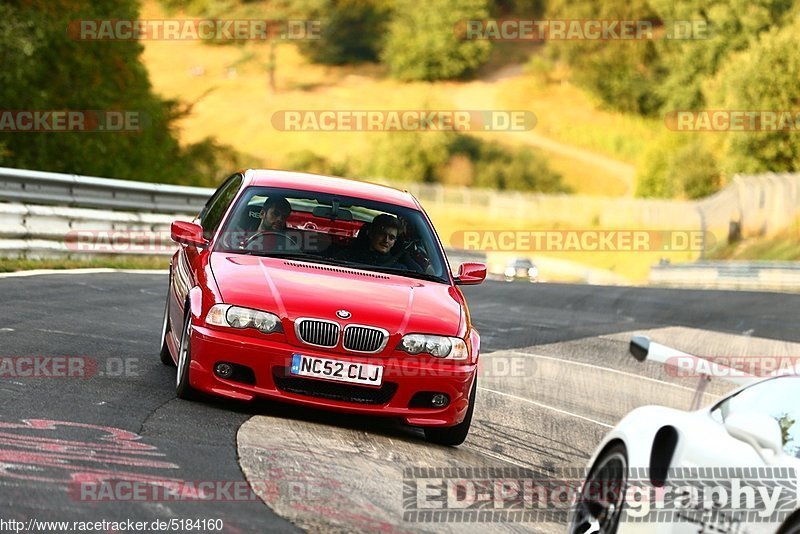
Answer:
top-left (504, 257), bottom-right (538, 282)
top-left (160, 169), bottom-right (487, 446)
top-left (569, 336), bottom-right (800, 534)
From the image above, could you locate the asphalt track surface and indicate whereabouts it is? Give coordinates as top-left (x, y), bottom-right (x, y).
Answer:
top-left (1, 271), bottom-right (800, 533)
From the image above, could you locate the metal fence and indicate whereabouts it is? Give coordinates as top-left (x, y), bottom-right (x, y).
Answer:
top-left (403, 173), bottom-right (800, 239)
top-left (0, 167), bottom-right (210, 214)
top-left (2, 167), bottom-right (800, 240)
top-left (649, 261), bottom-right (800, 292)
top-left (1, 167), bottom-right (800, 288)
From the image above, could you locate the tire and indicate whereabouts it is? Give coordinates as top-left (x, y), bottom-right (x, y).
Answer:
top-left (159, 287), bottom-right (175, 366)
top-left (569, 443), bottom-right (628, 534)
top-left (424, 378), bottom-right (476, 447)
top-left (777, 513), bottom-right (800, 534)
top-left (175, 311), bottom-right (199, 400)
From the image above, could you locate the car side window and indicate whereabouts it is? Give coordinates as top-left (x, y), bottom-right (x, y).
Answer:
top-left (199, 174), bottom-right (243, 241)
top-left (712, 376), bottom-right (800, 457)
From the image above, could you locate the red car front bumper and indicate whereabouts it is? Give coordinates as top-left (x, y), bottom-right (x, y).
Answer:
top-left (185, 325), bottom-right (477, 427)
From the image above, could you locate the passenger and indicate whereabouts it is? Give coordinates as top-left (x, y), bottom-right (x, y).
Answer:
top-left (348, 214), bottom-right (405, 268)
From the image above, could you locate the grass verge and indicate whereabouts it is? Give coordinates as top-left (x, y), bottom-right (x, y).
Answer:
top-left (708, 219), bottom-right (800, 261)
top-left (0, 256), bottom-right (170, 273)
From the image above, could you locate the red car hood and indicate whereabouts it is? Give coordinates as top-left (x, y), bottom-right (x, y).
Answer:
top-left (210, 254), bottom-right (463, 336)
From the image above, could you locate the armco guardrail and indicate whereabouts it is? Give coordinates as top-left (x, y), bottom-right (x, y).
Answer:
top-left (2, 167), bottom-right (800, 239)
top-left (0, 167), bottom-right (211, 214)
top-left (0, 201), bottom-right (483, 272)
top-left (1, 166), bottom-right (800, 273)
top-left (649, 261), bottom-right (800, 292)
top-left (0, 202), bottom-right (183, 259)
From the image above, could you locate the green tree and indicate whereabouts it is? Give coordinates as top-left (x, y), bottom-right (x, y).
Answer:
top-left (712, 19), bottom-right (800, 175)
top-left (0, 0), bottom-right (236, 186)
top-left (652, 0), bottom-right (793, 112)
top-left (382, 0), bottom-right (492, 81)
top-left (778, 413), bottom-right (796, 453)
top-left (636, 133), bottom-right (720, 199)
top-left (296, 0), bottom-right (391, 64)
top-left (283, 149), bottom-right (350, 176)
top-left (356, 132), bottom-right (566, 192)
top-left (357, 132), bottom-right (453, 182)
top-left (544, 0), bottom-right (662, 115)
top-left (460, 138), bottom-right (568, 192)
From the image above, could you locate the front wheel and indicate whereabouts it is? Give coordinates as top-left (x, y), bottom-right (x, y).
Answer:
top-left (569, 443), bottom-right (628, 534)
top-left (777, 513), bottom-right (800, 534)
top-left (175, 312), bottom-right (199, 400)
top-left (424, 378), bottom-right (476, 446)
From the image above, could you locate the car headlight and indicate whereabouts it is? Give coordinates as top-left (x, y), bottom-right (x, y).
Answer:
top-left (205, 304), bottom-right (282, 334)
top-left (504, 267), bottom-right (516, 277)
top-left (528, 266), bottom-right (538, 278)
top-left (397, 334), bottom-right (468, 360)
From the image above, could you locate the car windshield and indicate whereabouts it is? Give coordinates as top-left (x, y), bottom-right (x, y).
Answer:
top-left (711, 375), bottom-right (800, 458)
top-left (214, 186), bottom-right (450, 283)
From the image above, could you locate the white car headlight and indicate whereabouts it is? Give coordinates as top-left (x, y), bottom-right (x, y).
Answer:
top-left (398, 334), bottom-right (468, 360)
top-left (505, 267), bottom-right (516, 277)
top-left (206, 304), bottom-right (282, 334)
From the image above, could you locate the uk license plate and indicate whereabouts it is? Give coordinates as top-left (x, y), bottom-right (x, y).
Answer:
top-left (290, 354), bottom-right (383, 386)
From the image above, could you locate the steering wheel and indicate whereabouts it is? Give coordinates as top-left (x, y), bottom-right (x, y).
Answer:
top-left (385, 238), bottom-right (429, 269)
top-left (241, 231), bottom-right (299, 250)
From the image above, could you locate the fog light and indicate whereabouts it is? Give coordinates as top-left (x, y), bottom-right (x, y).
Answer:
top-left (431, 394), bottom-right (449, 408)
top-left (214, 362), bottom-right (234, 379)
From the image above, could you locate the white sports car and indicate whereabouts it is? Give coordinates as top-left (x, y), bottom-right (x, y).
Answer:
top-left (569, 336), bottom-right (800, 534)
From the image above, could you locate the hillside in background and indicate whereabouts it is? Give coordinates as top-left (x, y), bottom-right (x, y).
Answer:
top-left (4, 0), bottom-right (799, 201)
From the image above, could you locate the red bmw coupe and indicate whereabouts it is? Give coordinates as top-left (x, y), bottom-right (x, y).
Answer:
top-left (159, 169), bottom-right (486, 445)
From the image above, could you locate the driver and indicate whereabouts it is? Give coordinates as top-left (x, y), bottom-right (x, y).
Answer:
top-left (241, 196), bottom-right (297, 252)
top-left (258, 196), bottom-right (291, 232)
